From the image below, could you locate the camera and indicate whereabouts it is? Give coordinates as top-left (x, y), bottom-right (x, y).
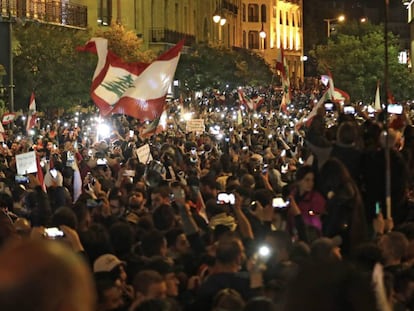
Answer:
top-left (217, 193), bottom-right (236, 205)
top-left (43, 227), bottom-right (65, 239)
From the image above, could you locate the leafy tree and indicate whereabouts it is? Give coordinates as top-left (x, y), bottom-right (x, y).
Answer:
top-left (175, 44), bottom-right (273, 94)
top-left (94, 23), bottom-right (155, 62)
top-left (13, 22), bottom-right (94, 112)
top-left (310, 21), bottom-right (414, 103)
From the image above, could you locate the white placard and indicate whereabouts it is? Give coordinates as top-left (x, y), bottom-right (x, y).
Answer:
top-left (136, 144), bottom-right (153, 164)
top-left (186, 119), bottom-right (205, 133)
top-left (16, 151), bottom-right (38, 175)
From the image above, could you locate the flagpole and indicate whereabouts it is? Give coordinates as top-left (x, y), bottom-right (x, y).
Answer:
top-left (384, 0), bottom-right (392, 219)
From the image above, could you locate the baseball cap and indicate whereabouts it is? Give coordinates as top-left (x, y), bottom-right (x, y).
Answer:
top-left (93, 254), bottom-right (125, 273)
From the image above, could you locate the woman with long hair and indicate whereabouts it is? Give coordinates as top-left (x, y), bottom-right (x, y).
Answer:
top-left (318, 158), bottom-right (367, 256)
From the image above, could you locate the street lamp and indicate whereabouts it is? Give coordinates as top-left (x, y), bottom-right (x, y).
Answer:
top-left (259, 23), bottom-right (266, 39)
top-left (259, 22), bottom-right (266, 50)
top-left (324, 14), bottom-right (345, 37)
top-left (212, 7), bottom-right (226, 45)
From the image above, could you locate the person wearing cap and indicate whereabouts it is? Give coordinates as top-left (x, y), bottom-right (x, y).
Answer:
top-left (94, 253), bottom-right (134, 308)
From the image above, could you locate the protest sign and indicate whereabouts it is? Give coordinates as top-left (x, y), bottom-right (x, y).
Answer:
top-left (16, 151), bottom-right (37, 175)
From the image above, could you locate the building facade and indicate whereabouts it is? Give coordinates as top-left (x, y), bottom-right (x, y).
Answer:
top-left (85, 0), bottom-right (304, 86)
top-left (0, 0), bottom-right (303, 93)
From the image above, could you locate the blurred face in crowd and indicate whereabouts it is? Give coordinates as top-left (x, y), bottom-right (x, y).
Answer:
top-left (129, 191), bottom-right (146, 211)
top-left (146, 281), bottom-right (167, 300)
top-left (165, 272), bottom-right (179, 297)
top-left (298, 172), bottom-right (314, 194)
top-left (175, 233), bottom-right (191, 254)
top-left (100, 285), bottom-right (123, 311)
top-left (150, 193), bottom-right (169, 210)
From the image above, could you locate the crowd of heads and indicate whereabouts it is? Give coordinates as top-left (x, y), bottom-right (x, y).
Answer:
top-left (2, 84), bottom-right (414, 311)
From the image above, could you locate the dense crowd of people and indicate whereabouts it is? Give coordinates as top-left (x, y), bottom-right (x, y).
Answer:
top-left (1, 84), bottom-right (414, 311)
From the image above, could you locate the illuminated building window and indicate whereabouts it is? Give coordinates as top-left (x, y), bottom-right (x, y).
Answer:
top-left (248, 31), bottom-right (259, 49)
top-left (97, 0), bottom-right (112, 26)
top-left (242, 4), bottom-right (246, 22)
top-left (248, 4), bottom-right (259, 22)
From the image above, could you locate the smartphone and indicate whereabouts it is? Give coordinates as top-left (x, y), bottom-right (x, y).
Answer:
top-left (97, 158), bottom-right (107, 165)
top-left (387, 104), bottom-right (403, 114)
top-left (324, 102), bottom-right (334, 111)
top-left (66, 152), bottom-right (74, 167)
top-left (50, 168), bottom-right (58, 179)
top-left (129, 130), bottom-right (134, 138)
top-left (375, 202), bottom-right (381, 215)
top-left (44, 227), bottom-right (65, 239)
top-left (344, 106), bottom-right (355, 114)
top-left (272, 197), bottom-right (290, 208)
top-left (15, 175), bottom-right (29, 184)
top-left (217, 193), bottom-right (236, 205)
top-left (257, 245), bottom-right (271, 258)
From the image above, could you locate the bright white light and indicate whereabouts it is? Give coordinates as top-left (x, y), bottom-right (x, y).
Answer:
top-left (29, 130), bottom-right (35, 136)
top-left (64, 122), bottom-right (68, 127)
top-left (160, 113), bottom-right (167, 129)
top-left (183, 112), bottom-right (192, 121)
top-left (21, 116), bottom-right (26, 121)
top-left (258, 245), bottom-right (271, 257)
top-left (75, 112), bottom-right (79, 116)
top-left (97, 123), bottom-right (110, 139)
top-left (216, 133), bottom-right (223, 140)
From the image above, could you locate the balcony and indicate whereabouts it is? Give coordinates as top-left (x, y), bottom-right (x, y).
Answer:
top-left (0, 0), bottom-right (87, 29)
top-left (149, 28), bottom-right (196, 46)
top-left (283, 0), bottom-right (301, 4)
top-left (222, 0), bottom-right (238, 15)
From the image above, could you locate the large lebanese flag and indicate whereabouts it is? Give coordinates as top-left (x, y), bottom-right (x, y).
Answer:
top-left (78, 38), bottom-right (184, 120)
